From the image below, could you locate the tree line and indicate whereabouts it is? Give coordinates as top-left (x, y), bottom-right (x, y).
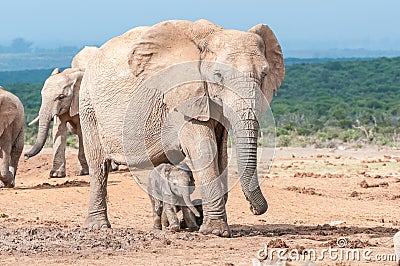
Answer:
top-left (268, 57), bottom-right (400, 147)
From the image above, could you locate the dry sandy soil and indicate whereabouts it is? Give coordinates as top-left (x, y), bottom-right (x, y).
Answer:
top-left (1, 145), bottom-right (400, 265)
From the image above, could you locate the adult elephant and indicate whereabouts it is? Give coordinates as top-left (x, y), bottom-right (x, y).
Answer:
top-left (25, 46), bottom-right (98, 177)
top-left (80, 20), bottom-right (284, 237)
top-left (0, 86), bottom-right (24, 188)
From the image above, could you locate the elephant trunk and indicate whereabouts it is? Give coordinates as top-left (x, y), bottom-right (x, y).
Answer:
top-left (25, 113), bottom-right (52, 159)
top-left (234, 114), bottom-right (268, 215)
top-left (182, 194), bottom-right (200, 217)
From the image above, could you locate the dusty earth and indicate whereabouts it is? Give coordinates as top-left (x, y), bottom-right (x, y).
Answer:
top-left (1, 145), bottom-right (400, 265)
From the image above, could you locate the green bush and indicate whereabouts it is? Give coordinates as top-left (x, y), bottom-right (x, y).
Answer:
top-left (276, 127), bottom-right (289, 136)
top-left (339, 129), bottom-right (359, 143)
top-left (316, 131), bottom-right (329, 142)
top-left (66, 134), bottom-right (78, 148)
top-left (278, 135), bottom-right (291, 147)
top-left (379, 138), bottom-right (390, 146)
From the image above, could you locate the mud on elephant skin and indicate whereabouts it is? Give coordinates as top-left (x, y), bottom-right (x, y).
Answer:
top-left (0, 86), bottom-right (24, 188)
top-left (80, 19), bottom-right (284, 237)
top-left (148, 162), bottom-right (201, 232)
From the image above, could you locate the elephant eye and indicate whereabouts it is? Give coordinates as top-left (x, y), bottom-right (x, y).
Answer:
top-left (57, 94), bottom-right (66, 100)
top-left (213, 71), bottom-right (223, 83)
top-left (260, 65), bottom-right (269, 78)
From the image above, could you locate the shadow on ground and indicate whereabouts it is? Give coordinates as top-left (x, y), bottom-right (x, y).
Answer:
top-left (231, 223), bottom-right (397, 240)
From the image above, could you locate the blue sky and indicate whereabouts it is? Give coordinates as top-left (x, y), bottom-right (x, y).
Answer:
top-left (1, 0), bottom-right (400, 50)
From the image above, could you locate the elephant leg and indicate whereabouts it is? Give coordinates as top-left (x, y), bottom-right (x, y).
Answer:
top-left (180, 120), bottom-right (231, 237)
top-left (74, 123), bottom-right (89, 176)
top-left (163, 203), bottom-right (180, 231)
top-left (84, 160), bottom-right (111, 229)
top-left (9, 130), bottom-right (24, 186)
top-left (81, 100), bottom-right (111, 229)
top-left (150, 197), bottom-right (163, 230)
top-left (110, 160), bottom-right (119, 172)
top-left (50, 117), bottom-right (67, 178)
top-left (181, 206), bottom-right (199, 231)
top-left (216, 123), bottom-right (229, 205)
top-left (161, 209), bottom-right (169, 228)
top-left (0, 142), bottom-right (13, 188)
top-left (192, 199), bottom-right (204, 227)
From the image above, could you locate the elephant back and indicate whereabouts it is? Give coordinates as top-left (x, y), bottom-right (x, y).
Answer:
top-left (71, 46), bottom-right (99, 70)
top-left (0, 87), bottom-right (24, 138)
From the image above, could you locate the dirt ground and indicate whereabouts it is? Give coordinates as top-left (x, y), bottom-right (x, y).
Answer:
top-left (1, 145), bottom-right (400, 265)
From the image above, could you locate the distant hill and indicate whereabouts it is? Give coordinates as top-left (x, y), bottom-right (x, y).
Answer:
top-left (0, 38), bottom-right (78, 71)
top-left (0, 53), bottom-right (73, 72)
top-left (0, 68), bottom-right (57, 85)
top-left (1, 47), bottom-right (400, 71)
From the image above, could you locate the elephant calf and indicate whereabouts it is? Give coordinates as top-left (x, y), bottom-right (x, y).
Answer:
top-left (148, 162), bottom-right (202, 232)
top-left (0, 86), bottom-right (24, 188)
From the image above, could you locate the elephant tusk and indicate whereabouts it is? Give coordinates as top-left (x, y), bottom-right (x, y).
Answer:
top-left (28, 116), bottom-right (39, 126)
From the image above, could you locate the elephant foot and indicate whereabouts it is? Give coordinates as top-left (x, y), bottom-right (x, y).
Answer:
top-left (110, 161), bottom-right (119, 172)
top-left (199, 217), bottom-right (231, 237)
top-left (50, 169), bottom-right (66, 178)
top-left (161, 212), bottom-right (169, 228)
top-left (0, 173), bottom-right (15, 188)
top-left (187, 225), bottom-right (200, 232)
top-left (0, 179), bottom-right (15, 188)
top-left (84, 213), bottom-right (111, 229)
top-left (168, 224), bottom-right (180, 232)
top-left (153, 225), bottom-right (162, 230)
top-left (153, 217), bottom-right (162, 230)
top-left (179, 219), bottom-right (187, 229)
top-left (76, 168), bottom-right (89, 176)
top-left (180, 218), bottom-right (200, 231)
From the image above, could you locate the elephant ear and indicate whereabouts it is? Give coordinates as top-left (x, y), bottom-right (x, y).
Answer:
top-left (66, 69), bottom-right (84, 117)
top-left (0, 91), bottom-right (18, 137)
top-left (248, 24), bottom-right (285, 98)
top-left (128, 21), bottom-right (211, 121)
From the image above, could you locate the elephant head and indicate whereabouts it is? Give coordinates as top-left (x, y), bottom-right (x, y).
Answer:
top-left (25, 68), bottom-right (84, 158)
top-left (199, 23), bottom-right (285, 215)
top-left (128, 20), bottom-right (284, 215)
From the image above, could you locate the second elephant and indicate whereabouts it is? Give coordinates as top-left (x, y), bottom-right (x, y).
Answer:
top-left (0, 86), bottom-right (24, 188)
top-left (25, 46), bottom-right (98, 177)
top-left (25, 67), bottom-right (88, 177)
